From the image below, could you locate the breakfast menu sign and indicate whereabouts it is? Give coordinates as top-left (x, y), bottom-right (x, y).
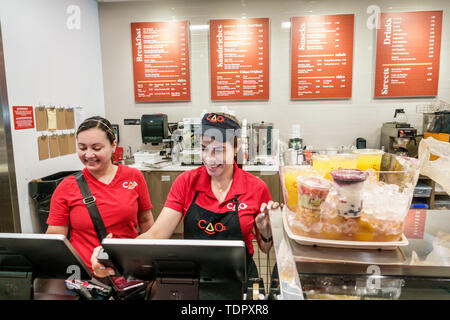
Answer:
top-left (291, 14), bottom-right (354, 99)
top-left (210, 18), bottom-right (269, 101)
top-left (374, 11), bottom-right (442, 98)
top-left (131, 21), bottom-right (191, 102)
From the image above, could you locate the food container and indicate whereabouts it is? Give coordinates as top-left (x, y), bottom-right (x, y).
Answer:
top-left (330, 169), bottom-right (368, 218)
top-left (352, 149), bottom-right (384, 172)
top-left (413, 182), bottom-right (432, 197)
top-left (329, 153), bottom-right (358, 171)
top-left (280, 153), bottom-right (420, 242)
top-left (434, 198), bottom-right (450, 209)
top-left (280, 165), bottom-right (315, 212)
top-left (312, 154), bottom-right (332, 179)
top-left (297, 176), bottom-right (331, 221)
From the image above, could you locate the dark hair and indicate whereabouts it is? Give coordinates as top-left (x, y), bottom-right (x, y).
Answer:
top-left (76, 116), bottom-right (116, 145)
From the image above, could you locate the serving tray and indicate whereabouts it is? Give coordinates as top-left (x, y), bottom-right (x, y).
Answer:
top-left (282, 207), bottom-right (409, 250)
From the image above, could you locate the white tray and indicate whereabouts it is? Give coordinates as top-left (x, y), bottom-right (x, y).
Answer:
top-left (282, 207), bottom-right (409, 250)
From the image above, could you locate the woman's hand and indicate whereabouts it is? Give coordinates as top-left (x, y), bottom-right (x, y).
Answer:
top-left (90, 234), bottom-right (115, 278)
top-left (255, 201), bottom-right (282, 239)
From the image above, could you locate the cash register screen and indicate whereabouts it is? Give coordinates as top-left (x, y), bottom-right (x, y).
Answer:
top-left (0, 233), bottom-right (92, 280)
top-left (101, 238), bottom-right (247, 284)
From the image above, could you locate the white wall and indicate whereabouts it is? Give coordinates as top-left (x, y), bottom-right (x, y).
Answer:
top-left (98, 0), bottom-right (450, 153)
top-left (0, 0), bottom-right (105, 232)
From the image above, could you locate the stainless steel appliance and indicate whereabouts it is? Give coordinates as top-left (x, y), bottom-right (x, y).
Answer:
top-left (249, 121), bottom-right (274, 164)
top-left (179, 117), bottom-right (202, 165)
top-left (380, 123), bottom-right (417, 156)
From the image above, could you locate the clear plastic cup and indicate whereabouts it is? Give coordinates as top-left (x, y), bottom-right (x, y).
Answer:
top-left (352, 149), bottom-right (384, 172)
top-left (329, 153), bottom-right (358, 171)
top-left (297, 175), bottom-right (332, 216)
top-left (312, 154), bottom-right (332, 180)
top-left (330, 169), bottom-right (369, 218)
top-left (281, 165), bottom-right (315, 211)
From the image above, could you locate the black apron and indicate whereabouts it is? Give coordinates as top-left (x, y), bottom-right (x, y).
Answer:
top-left (184, 191), bottom-right (258, 298)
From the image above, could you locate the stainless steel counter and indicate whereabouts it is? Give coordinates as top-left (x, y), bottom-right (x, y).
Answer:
top-left (269, 208), bottom-right (450, 300)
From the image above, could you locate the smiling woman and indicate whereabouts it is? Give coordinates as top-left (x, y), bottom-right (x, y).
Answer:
top-left (90, 112), bottom-right (279, 298)
top-left (45, 116), bottom-right (154, 273)
top-left (76, 117), bottom-right (118, 183)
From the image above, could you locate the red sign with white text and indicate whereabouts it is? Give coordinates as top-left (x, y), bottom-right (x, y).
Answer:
top-left (404, 209), bottom-right (427, 239)
top-left (374, 11), bottom-right (442, 98)
top-left (13, 106), bottom-right (34, 130)
top-left (131, 21), bottom-right (191, 102)
top-left (210, 18), bottom-right (270, 101)
top-left (291, 14), bottom-right (354, 99)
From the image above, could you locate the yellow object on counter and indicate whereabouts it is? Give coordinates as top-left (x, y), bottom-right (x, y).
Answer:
top-left (353, 149), bottom-right (384, 172)
top-left (312, 155), bottom-right (332, 180)
top-left (282, 165), bottom-right (314, 211)
top-left (329, 153), bottom-right (358, 171)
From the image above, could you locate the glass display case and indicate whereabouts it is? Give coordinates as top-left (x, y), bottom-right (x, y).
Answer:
top-left (268, 209), bottom-right (450, 300)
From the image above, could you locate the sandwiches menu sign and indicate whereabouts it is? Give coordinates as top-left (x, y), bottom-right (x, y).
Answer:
top-left (210, 18), bottom-right (270, 101)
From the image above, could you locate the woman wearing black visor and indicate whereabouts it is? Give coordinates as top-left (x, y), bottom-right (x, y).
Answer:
top-left (92, 112), bottom-right (280, 297)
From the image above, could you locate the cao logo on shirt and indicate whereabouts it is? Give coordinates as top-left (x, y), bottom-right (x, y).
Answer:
top-left (226, 202), bottom-right (248, 211)
top-left (122, 181), bottom-right (138, 190)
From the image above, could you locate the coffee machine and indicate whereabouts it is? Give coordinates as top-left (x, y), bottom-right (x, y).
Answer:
top-left (380, 109), bottom-right (417, 156)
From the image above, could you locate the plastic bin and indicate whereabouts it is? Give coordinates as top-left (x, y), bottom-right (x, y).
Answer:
top-left (280, 152), bottom-right (420, 242)
top-left (413, 182), bottom-right (432, 197)
top-left (28, 171), bottom-right (80, 233)
top-left (434, 197), bottom-right (450, 209)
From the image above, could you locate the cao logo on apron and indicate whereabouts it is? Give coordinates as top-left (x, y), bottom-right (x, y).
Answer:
top-left (197, 219), bottom-right (226, 235)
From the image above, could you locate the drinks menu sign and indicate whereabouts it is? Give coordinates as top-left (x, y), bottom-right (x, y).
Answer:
top-left (210, 18), bottom-right (269, 101)
top-left (291, 14), bottom-right (354, 99)
top-left (131, 21), bottom-right (190, 102)
top-left (374, 11), bottom-right (442, 98)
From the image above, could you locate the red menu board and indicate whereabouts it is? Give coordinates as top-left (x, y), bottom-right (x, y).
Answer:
top-left (210, 18), bottom-right (269, 101)
top-left (374, 11), bottom-right (442, 98)
top-left (13, 106), bottom-right (34, 130)
top-left (131, 21), bottom-right (190, 102)
top-left (291, 14), bottom-right (354, 99)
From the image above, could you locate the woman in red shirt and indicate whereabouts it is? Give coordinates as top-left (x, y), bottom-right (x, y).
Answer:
top-left (46, 116), bottom-right (154, 271)
top-left (92, 112), bottom-right (279, 285)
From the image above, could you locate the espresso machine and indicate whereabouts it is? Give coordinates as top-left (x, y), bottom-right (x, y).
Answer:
top-left (380, 109), bottom-right (417, 156)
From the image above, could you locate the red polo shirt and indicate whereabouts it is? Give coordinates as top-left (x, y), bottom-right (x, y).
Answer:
top-left (47, 164), bottom-right (152, 270)
top-left (164, 163), bottom-right (272, 254)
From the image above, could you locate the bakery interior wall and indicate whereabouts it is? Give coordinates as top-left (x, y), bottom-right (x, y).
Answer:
top-left (0, 0), bottom-right (105, 232)
top-left (99, 0), bottom-right (449, 154)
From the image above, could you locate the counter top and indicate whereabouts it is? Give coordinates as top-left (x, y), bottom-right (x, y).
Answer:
top-left (128, 163), bottom-right (279, 172)
top-left (269, 208), bottom-right (450, 300)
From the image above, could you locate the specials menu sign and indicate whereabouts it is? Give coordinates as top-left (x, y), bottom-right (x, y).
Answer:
top-left (374, 11), bottom-right (442, 98)
top-left (131, 21), bottom-right (190, 102)
top-left (210, 18), bottom-right (269, 101)
top-left (291, 14), bottom-right (354, 99)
